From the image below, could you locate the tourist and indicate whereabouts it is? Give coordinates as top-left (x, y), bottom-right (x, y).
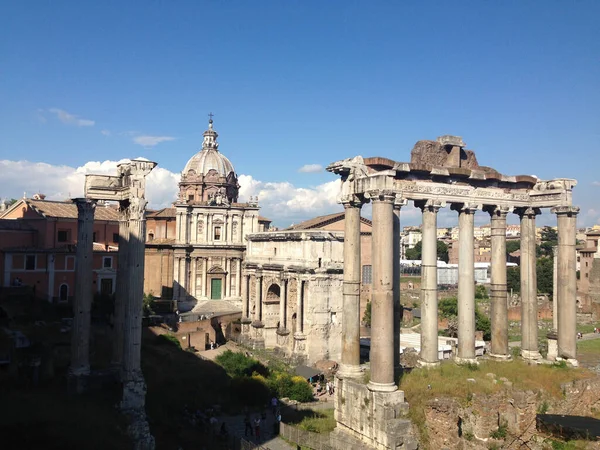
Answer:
top-left (271, 396), bottom-right (278, 415)
top-left (273, 408), bottom-right (281, 436)
top-left (253, 416), bottom-right (261, 440)
top-left (243, 412), bottom-right (252, 436)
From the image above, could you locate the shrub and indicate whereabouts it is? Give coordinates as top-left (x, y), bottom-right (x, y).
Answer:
top-left (157, 334), bottom-right (181, 349)
top-left (215, 350), bottom-right (268, 378)
top-left (231, 375), bottom-right (271, 406)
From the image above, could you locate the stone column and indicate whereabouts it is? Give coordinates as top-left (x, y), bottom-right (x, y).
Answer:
top-left (279, 278), bottom-right (287, 330)
top-left (518, 207), bottom-right (541, 360)
top-left (488, 206), bottom-right (511, 360)
top-left (418, 200), bottom-right (443, 366)
top-left (338, 199), bottom-right (363, 378)
top-left (368, 190), bottom-right (397, 392)
top-left (69, 198), bottom-right (96, 390)
top-left (296, 278), bottom-right (303, 333)
top-left (173, 257), bottom-right (181, 300)
top-left (552, 246), bottom-right (558, 331)
top-left (455, 203), bottom-right (477, 363)
top-left (202, 257), bottom-right (208, 298)
top-left (393, 198), bottom-right (406, 377)
top-left (190, 257), bottom-right (197, 298)
top-left (553, 206), bottom-right (580, 363)
top-left (112, 201), bottom-right (129, 370)
top-left (252, 274), bottom-right (263, 325)
top-left (236, 259), bottom-right (242, 298)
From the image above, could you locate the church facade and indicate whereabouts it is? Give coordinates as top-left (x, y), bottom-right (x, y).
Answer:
top-left (144, 119), bottom-right (270, 313)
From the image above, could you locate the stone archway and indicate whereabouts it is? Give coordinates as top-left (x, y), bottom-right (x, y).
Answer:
top-left (263, 283), bottom-right (281, 328)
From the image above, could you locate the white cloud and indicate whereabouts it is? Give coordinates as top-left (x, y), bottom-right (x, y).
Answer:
top-left (101, 129), bottom-right (111, 136)
top-left (0, 159), bottom-right (178, 209)
top-left (298, 164), bottom-right (323, 173)
top-left (133, 135), bottom-right (176, 147)
top-left (48, 108), bottom-right (95, 127)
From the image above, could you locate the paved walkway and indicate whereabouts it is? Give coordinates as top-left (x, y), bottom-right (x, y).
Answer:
top-left (219, 411), bottom-right (294, 450)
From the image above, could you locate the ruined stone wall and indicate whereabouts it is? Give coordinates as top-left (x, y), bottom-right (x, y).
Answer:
top-left (144, 247), bottom-right (174, 298)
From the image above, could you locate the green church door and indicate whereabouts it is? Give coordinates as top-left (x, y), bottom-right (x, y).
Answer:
top-left (211, 278), bottom-right (222, 300)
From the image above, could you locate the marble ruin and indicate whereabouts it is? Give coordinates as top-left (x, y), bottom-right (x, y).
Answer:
top-left (240, 230), bottom-right (344, 364)
top-left (72, 159), bottom-right (157, 449)
top-left (327, 136), bottom-right (578, 449)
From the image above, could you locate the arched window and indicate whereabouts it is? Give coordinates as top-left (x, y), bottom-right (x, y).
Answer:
top-left (266, 284), bottom-right (281, 303)
top-left (148, 232), bottom-right (154, 241)
top-left (59, 284), bottom-right (69, 301)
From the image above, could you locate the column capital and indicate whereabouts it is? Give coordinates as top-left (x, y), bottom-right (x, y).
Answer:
top-left (415, 199), bottom-right (446, 213)
top-left (73, 198), bottom-right (97, 214)
top-left (551, 205), bottom-right (580, 217)
top-left (450, 202), bottom-right (480, 214)
top-left (394, 196), bottom-right (408, 210)
top-left (341, 195), bottom-right (363, 209)
top-left (515, 207), bottom-right (541, 219)
top-left (484, 205), bottom-right (513, 218)
top-left (129, 197), bottom-right (148, 221)
top-left (365, 189), bottom-right (395, 203)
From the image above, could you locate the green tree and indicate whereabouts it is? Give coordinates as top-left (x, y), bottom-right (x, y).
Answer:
top-left (363, 301), bottom-right (372, 327)
top-left (438, 296), bottom-right (490, 340)
top-left (536, 256), bottom-right (553, 295)
top-left (404, 240), bottom-right (449, 262)
top-left (506, 240), bottom-right (520, 255)
top-left (507, 267), bottom-right (520, 293)
top-left (538, 226), bottom-right (558, 258)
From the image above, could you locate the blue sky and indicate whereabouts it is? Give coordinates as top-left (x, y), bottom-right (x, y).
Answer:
top-left (1, 1), bottom-right (599, 227)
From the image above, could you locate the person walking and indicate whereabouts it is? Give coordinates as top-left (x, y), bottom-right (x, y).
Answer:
top-left (244, 412), bottom-right (252, 437)
top-left (253, 415), bottom-right (261, 441)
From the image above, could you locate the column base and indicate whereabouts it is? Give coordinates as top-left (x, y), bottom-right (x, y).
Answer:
top-left (521, 349), bottom-right (542, 361)
top-left (121, 374), bottom-right (147, 411)
top-left (336, 363), bottom-right (364, 379)
top-left (367, 380), bottom-right (398, 393)
top-left (488, 353), bottom-right (512, 361)
top-left (417, 359), bottom-right (440, 368)
top-left (556, 357), bottom-right (579, 368)
top-left (546, 337), bottom-right (558, 361)
top-left (455, 357), bottom-right (479, 365)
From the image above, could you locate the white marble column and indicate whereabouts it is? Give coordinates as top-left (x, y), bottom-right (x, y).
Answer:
top-left (553, 206), bottom-right (580, 363)
top-left (296, 277), bottom-right (303, 333)
top-left (112, 202), bottom-right (129, 370)
top-left (236, 259), bottom-right (242, 298)
top-left (518, 207), bottom-right (541, 360)
top-left (253, 274), bottom-right (263, 324)
top-left (279, 278), bottom-right (287, 330)
top-left (368, 190), bottom-right (397, 392)
top-left (488, 206), bottom-right (511, 360)
top-left (455, 203), bottom-right (477, 363)
top-left (190, 257), bottom-right (197, 298)
top-left (173, 257), bottom-right (181, 300)
top-left (418, 200), bottom-right (443, 366)
top-left (338, 199), bottom-right (363, 378)
top-left (202, 257), bottom-right (208, 298)
top-left (70, 198), bottom-right (96, 386)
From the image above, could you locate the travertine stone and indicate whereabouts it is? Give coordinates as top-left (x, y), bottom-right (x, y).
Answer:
top-left (418, 200), bottom-right (443, 366)
top-left (518, 207), bottom-right (541, 360)
top-left (368, 190), bottom-right (397, 392)
top-left (339, 201), bottom-right (363, 378)
top-left (69, 198), bottom-right (96, 387)
top-left (553, 206), bottom-right (580, 361)
top-left (488, 206), bottom-right (510, 360)
top-left (456, 204), bottom-right (476, 363)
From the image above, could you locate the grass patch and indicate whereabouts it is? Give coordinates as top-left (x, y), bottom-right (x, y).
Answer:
top-left (577, 339), bottom-right (600, 353)
top-left (297, 409), bottom-right (336, 434)
top-left (400, 360), bottom-right (594, 446)
top-left (576, 323), bottom-right (600, 335)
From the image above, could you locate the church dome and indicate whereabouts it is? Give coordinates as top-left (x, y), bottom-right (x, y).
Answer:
top-left (182, 119), bottom-right (236, 178)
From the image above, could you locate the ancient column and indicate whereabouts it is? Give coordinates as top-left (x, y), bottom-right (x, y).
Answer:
top-left (202, 257), bottom-right (208, 298)
top-left (296, 278), bottom-right (303, 333)
top-left (518, 207), bottom-right (541, 360)
top-left (253, 274), bottom-right (263, 324)
top-left (190, 257), bottom-right (197, 298)
top-left (279, 278), bottom-right (287, 330)
top-left (236, 259), bottom-right (242, 297)
top-left (455, 203), bottom-right (477, 363)
top-left (552, 246), bottom-right (558, 331)
top-left (418, 200), bottom-right (442, 366)
top-left (338, 199), bottom-right (363, 378)
top-left (488, 206), bottom-right (511, 360)
top-left (120, 160), bottom-right (156, 450)
top-left (173, 257), bottom-right (181, 300)
top-left (112, 201), bottom-right (129, 371)
top-left (69, 198), bottom-right (96, 391)
top-left (368, 190), bottom-right (397, 392)
top-left (553, 206), bottom-right (579, 363)
top-left (393, 198), bottom-right (406, 377)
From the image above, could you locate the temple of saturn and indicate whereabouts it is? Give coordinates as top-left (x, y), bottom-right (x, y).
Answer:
top-left (327, 136), bottom-right (578, 450)
top-left (70, 159), bottom-right (156, 449)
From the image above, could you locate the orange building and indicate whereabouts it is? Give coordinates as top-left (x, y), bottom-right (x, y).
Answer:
top-left (0, 197), bottom-right (119, 302)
